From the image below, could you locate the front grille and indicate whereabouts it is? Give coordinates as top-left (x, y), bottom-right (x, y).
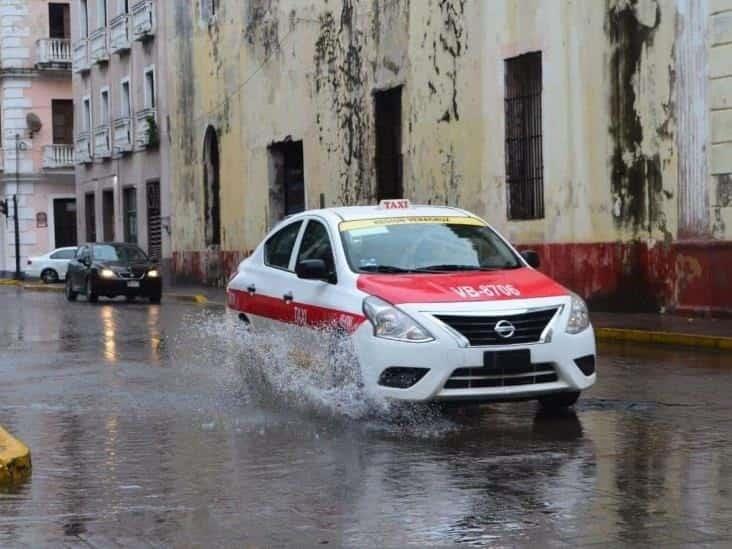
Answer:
top-left (434, 307), bottom-right (559, 346)
top-left (444, 363), bottom-right (558, 390)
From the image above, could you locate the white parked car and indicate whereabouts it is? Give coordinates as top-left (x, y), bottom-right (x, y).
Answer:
top-left (26, 246), bottom-right (78, 283)
top-left (227, 200), bottom-right (596, 409)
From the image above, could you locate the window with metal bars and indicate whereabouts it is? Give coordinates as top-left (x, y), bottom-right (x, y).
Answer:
top-left (504, 52), bottom-right (544, 220)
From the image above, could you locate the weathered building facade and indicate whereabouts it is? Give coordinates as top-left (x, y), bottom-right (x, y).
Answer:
top-left (71, 0), bottom-right (171, 268)
top-left (1, 0), bottom-right (76, 277)
top-left (164, 0), bottom-right (732, 314)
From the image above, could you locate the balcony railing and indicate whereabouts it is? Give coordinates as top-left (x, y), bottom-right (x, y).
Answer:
top-left (93, 125), bottom-right (112, 158)
top-left (89, 27), bottom-right (109, 64)
top-left (110, 14), bottom-right (131, 53)
top-left (75, 132), bottom-right (92, 164)
top-left (73, 39), bottom-right (90, 73)
top-left (113, 117), bottom-right (133, 153)
top-left (131, 0), bottom-right (155, 41)
top-left (42, 144), bottom-right (74, 168)
top-left (135, 108), bottom-right (157, 149)
top-left (37, 38), bottom-right (72, 68)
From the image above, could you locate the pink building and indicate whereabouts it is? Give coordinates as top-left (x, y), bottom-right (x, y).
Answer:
top-left (0, 0), bottom-right (76, 277)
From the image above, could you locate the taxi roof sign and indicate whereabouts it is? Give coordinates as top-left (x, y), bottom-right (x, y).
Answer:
top-left (378, 199), bottom-right (411, 210)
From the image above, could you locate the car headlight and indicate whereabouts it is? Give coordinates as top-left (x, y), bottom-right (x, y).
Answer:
top-left (362, 296), bottom-right (434, 343)
top-left (566, 292), bottom-right (590, 334)
top-left (147, 269), bottom-right (159, 278)
top-left (100, 268), bottom-right (116, 279)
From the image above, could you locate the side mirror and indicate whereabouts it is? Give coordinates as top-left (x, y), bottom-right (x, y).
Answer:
top-left (295, 259), bottom-right (330, 281)
top-left (521, 250), bottom-right (540, 269)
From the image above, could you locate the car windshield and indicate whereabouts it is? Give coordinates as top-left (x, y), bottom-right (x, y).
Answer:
top-left (339, 217), bottom-right (522, 273)
top-left (93, 244), bottom-right (148, 262)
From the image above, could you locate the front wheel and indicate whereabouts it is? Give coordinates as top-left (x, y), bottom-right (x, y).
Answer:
top-left (86, 277), bottom-right (98, 303)
top-left (41, 269), bottom-right (59, 284)
top-left (65, 277), bottom-right (77, 302)
top-left (538, 391), bottom-right (580, 411)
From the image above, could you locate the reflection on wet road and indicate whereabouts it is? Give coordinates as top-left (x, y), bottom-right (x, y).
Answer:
top-left (1, 286), bottom-right (732, 547)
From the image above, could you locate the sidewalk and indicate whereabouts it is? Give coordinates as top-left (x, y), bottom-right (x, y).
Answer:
top-left (3, 279), bottom-right (730, 349)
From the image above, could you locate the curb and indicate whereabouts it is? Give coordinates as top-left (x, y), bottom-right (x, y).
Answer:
top-left (167, 293), bottom-right (210, 305)
top-left (0, 279), bottom-right (19, 286)
top-left (0, 425), bottom-right (31, 485)
top-left (22, 283), bottom-right (63, 293)
top-left (596, 327), bottom-right (732, 350)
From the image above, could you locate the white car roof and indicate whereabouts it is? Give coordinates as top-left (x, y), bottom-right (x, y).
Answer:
top-left (302, 204), bottom-right (476, 222)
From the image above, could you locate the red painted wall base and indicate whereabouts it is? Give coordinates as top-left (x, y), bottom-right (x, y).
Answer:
top-left (172, 239), bottom-right (732, 316)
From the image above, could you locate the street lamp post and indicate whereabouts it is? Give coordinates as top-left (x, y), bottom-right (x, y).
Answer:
top-left (13, 134), bottom-right (27, 280)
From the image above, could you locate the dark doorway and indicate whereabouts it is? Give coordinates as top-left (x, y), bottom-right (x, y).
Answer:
top-left (49, 3), bottom-right (71, 39)
top-left (53, 198), bottom-right (77, 247)
top-left (146, 180), bottom-right (161, 260)
top-left (52, 100), bottom-right (74, 145)
top-left (269, 140), bottom-right (305, 223)
top-left (203, 126), bottom-right (221, 247)
top-left (374, 87), bottom-right (403, 200)
top-left (102, 189), bottom-right (114, 242)
top-left (123, 187), bottom-right (137, 244)
top-left (84, 193), bottom-right (96, 242)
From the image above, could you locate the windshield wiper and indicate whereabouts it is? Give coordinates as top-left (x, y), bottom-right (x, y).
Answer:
top-left (359, 265), bottom-right (414, 273)
top-left (413, 264), bottom-right (517, 272)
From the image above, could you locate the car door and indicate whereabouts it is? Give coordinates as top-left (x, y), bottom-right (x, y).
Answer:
top-left (69, 246), bottom-right (88, 290)
top-left (240, 220), bottom-right (304, 329)
top-left (50, 248), bottom-right (76, 279)
top-left (290, 217), bottom-right (362, 332)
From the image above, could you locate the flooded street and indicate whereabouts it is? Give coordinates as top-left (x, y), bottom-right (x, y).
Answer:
top-left (1, 287), bottom-right (732, 547)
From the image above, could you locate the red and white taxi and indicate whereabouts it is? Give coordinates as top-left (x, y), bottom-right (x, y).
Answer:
top-left (227, 200), bottom-right (596, 408)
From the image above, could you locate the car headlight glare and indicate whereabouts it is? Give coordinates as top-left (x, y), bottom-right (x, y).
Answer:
top-left (363, 296), bottom-right (434, 343)
top-left (100, 269), bottom-right (116, 279)
top-left (147, 269), bottom-right (159, 278)
top-left (566, 292), bottom-right (590, 334)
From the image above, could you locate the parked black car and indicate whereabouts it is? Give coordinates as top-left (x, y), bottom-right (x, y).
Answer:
top-left (65, 243), bottom-right (162, 303)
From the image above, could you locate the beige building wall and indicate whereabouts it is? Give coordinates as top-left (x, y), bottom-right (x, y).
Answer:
top-left (163, 1), bottom-right (730, 311)
top-left (71, 0), bottom-right (171, 266)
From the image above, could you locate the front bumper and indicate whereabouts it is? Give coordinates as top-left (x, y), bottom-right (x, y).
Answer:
top-left (94, 276), bottom-right (162, 297)
top-left (352, 297), bottom-right (596, 403)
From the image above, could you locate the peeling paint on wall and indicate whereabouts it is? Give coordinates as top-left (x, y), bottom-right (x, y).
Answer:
top-left (607, 0), bottom-right (672, 238)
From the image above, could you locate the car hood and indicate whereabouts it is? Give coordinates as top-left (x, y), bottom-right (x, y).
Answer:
top-left (95, 261), bottom-right (153, 273)
top-left (356, 267), bottom-right (569, 305)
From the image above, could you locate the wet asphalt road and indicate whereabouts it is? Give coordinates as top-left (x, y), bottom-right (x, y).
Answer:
top-left (1, 287), bottom-right (732, 548)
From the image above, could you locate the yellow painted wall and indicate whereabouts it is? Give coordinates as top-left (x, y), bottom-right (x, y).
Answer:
top-left (164, 0), bottom-right (724, 257)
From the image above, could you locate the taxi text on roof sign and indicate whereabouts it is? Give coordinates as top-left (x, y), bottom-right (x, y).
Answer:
top-left (378, 199), bottom-right (411, 209)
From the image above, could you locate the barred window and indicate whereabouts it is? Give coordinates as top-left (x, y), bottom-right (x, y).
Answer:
top-left (505, 52), bottom-right (544, 220)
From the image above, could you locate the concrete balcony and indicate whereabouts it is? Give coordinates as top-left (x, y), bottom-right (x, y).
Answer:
top-left (75, 132), bottom-right (92, 164)
top-left (113, 117), bottom-right (133, 153)
top-left (42, 144), bottom-right (74, 169)
top-left (89, 27), bottom-right (109, 64)
top-left (110, 14), bottom-right (131, 54)
top-left (73, 39), bottom-right (90, 73)
top-left (135, 108), bottom-right (158, 149)
top-left (93, 125), bottom-right (112, 159)
top-left (37, 38), bottom-right (72, 69)
top-left (131, 0), bottom-right (155, 41)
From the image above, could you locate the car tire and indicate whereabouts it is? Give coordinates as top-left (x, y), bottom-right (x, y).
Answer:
top-left (65, 277), bottom-right (77, 302)
top-left (538, 391), bottom-right (580, 411)
top-left (149, 293), bottom-right (161, 304)
top-left (86, 277), bottom-right (98, 303)
top-left (41, 269), bottom-right (59, 284)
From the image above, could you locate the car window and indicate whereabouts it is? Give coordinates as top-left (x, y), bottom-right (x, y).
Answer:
top-left (264, 221), bottom-right (303, 270)
top-left (92, 244), bottom-right (148, 262)
top-left (297, 220), bottom-right (336, 278)
top-left (51, 249), bottom-right (76, 260)
top-left (339, 219), bottom-right (521, 273)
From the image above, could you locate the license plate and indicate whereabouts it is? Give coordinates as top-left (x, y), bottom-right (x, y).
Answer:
top-left (484, 349), bottom-right (531, 370)
top-left (127, 281), bottom-right (140, 288)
